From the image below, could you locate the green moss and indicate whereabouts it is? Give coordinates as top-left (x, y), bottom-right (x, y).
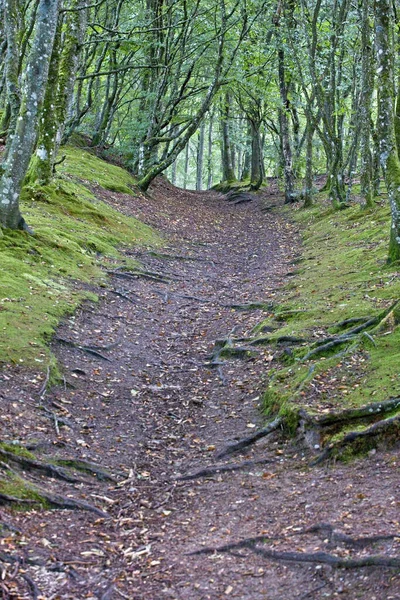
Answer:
top-left (261, 199), bottom-right (400, 419)
top-left (0, 474), bottom-right (51, 509)
top-left (58, 146), bottom-right (137, 194)
top-left (0, 443), bottom-right (36, 460)
top-left (0, 151), bottom-right (161, 366)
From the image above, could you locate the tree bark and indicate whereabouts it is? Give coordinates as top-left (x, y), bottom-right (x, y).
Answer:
top-left (375, 0), bottom-right (400, 262)
top-left (0, 0), bottom-right (60, 230)
top-left (221, 92), bottom-right (236, 182)
top-left (196, 120), bottom-right (205, 191)
top-left (360, 0), bottom-right (374, 207)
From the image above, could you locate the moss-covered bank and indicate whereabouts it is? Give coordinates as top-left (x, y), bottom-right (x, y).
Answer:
top-left (0, 146), bottom-right (161, 367)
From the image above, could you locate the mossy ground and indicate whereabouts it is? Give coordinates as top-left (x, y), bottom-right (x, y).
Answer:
top-left (0, 147), bottom-right (161, 367)
top-left (260, 194), bottom-right (400, 422)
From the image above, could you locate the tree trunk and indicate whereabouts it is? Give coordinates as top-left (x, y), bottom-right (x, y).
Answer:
top-left (196, 120), bottom-right (205, 191)
top-left (303, 113), bottom-right (315, 208)
top-left (183, 142), bottom-right (190, 189)
top-left (0, 0), bottom-right (60, 230)
top-left (359, 0), bottom-right (374, 208)
top-left (27, 0), bottom-right (87, 185)
top-left (207, 111), bottom-right (214, 189)
top-left (278, 48), bottom-right (296, 203)
top-left (221, 93), bottom-right (236, 182)
top-left (1, 0), bottom-right (22, 155)
top-left (375, 0), bottom-right (400, 262)
top-left (241, 120), bottom-right (252, 181)
top-left (250, 119), bottom-right (263, 190)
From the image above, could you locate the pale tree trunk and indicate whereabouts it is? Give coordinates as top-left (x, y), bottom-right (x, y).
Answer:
top-left (303, 112), bottom-right (315, 208)
top-left (375, 0), bottom-right (400, 262)
top-left (207, 111), bottom-right (214, 189)
top-left (183, 142), bottom-right (190, 189)
top-left (27, 0), bottom-right (87, 185)
top-left (0, 0), bottom-right (60, 230)
top-left (196, 120), bottom-right (205, 191)
top-left (1, 0), bottom-right (21, 154)
top-left (171, 160), bottom-right (177, 185)
top-left (278, 47), bottom-right (296, 203)
top-left (221, 93), bottom-right (236, 182)
top-left (241, 120), bottom-right (252, 181)
top-left (360, 0), bottom-right (374, 207)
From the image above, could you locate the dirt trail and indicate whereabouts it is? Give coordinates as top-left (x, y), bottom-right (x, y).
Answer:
top-left (1, 180), bottom-right (399, 599)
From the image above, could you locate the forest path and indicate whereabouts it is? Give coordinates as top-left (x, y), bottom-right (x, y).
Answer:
top-left (2, 179), bottom-right (399, 599)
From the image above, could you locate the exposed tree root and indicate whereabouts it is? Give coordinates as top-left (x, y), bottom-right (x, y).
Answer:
top-left (223, 301), bottom-right (274, 311)
top-left (303, 523), bottom-right (400, 548)
top-left (303, 335), bottom-right (356, 361)
top-left (0, 493), bottom-right (36, 506)
top-left (0, 448), bottom-right (85, 484)
top-left (0, 481), bottom-right (108, 516)
top-left (207, 337), bottom-right (259, 366)
top-left (216, 417), bottom-right (283, 459)
top-left (108, 268), bottom-right (171, 284)
top-left (300, 397), bottom-right (400, 428)
top-left (110, 289), bottom-right (138, 304)
top-left (21, 573), bottom-right (40, 600)
top-left (52, 458), bottom-right (116, 482)
top-left (147, 250), bottom-right (217, 264)
top-left (55, 337), bottom-right (112, 361)
top-left (333, 316), bottom-right (374, 329)
top-left (302, 305), bottom-right (398, 361)
top-left (311, 414), bottom-right (400, 465)
top-left (189, 534), bottom-right (400, 569)
top-left (250, 547), bottom-right (400, 569)
top-left (176, 458), bottom-right (273, 481)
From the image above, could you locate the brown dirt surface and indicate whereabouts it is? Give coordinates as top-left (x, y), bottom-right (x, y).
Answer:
top-left (0, 179), bottom-right (399, 600)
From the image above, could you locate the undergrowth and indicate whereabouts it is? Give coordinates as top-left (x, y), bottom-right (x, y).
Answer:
top-left (0, 146), bottom-right (161, 367)
top-left (260, 196), bottom-right (400, 424)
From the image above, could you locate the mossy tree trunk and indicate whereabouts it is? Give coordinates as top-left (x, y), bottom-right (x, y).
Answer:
top-left (27, 0), bottom-right (87, 185)
top-left (375, 0), bottom-right (400, 263)
top-left (303, 111), bottom-right (315, 208)
top-left (0, 0), bottom-right (60, 230)
top-left (250, 117), bottom-right (263, 190)
top-left (1, 0), bottom-right (21, 150)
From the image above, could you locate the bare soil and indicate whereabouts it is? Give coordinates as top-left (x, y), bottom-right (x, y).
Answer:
top-left (0, 179), bottom-right (399, 600)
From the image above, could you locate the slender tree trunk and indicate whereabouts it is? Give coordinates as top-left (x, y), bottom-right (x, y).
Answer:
top-left (241, 119), bottom-right (252, 181)
top-left (1, 0), bottom-right (21, 155)
top-left (303, 113), bottom-right (315, 208)
top-left (278, 48), bottom-right (296, 203)
top-left (207, 111), bottom-right (214, 189)
top-left (250, 119), bottom-right (263, 190)
top-left (360, 0), bottom-right (374, 207)
top-left (171, 160), bottom-right (177, 185)
top-left (183, 141), bottom-right (190, 189)
top-left (221, 93), bottom-right (236, 182)
top-left (0, 0), bottom-right (60, 230)
top-left (196, 120), bottom-right (205, 191)
top-left (375, 0), bottom-right (400, 262)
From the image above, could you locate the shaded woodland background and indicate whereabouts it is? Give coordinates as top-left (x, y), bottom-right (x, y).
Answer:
top-left (0, 0), bottom-right (400, 261)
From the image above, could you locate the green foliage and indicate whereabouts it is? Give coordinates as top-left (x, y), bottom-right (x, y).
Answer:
top-left (0, 149), bottom-right (161, 367)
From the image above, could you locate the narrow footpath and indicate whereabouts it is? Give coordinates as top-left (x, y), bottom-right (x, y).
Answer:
top-left (1, 179), bottom-right (399, 599)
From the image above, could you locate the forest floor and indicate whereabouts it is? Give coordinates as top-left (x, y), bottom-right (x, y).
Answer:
top-left (0, 178), bottom-right (399, 599)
